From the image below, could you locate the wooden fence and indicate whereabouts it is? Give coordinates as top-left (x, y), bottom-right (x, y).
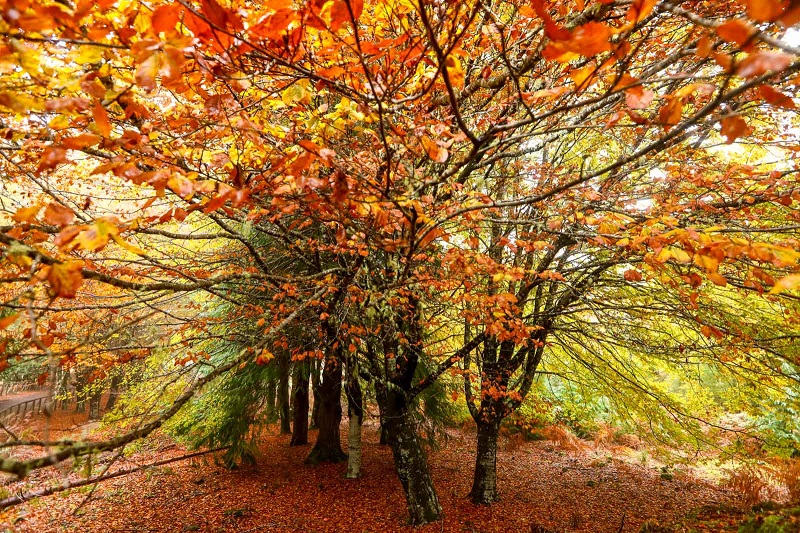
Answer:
top-left (0, 395), bottom-right (49, 422)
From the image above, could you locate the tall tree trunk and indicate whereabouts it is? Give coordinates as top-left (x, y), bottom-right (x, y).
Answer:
top-left (278, 356), bottom-right (291, 435)
top-left (266, 378), bottom-right (277, 422)
top-left (105, 373), bottom-right (122, 410)
top-left (88, 390), bottom-right (102, 420)
top-left (74, 370), bottom-right (87, 413)
top-left (345, 373), bottom-right (363, 479)
top-left (290, 361), bottom-right (309, 446)
top-left (310, 359), bottom-right (321, 429)
top-left (377, 394), bottom-right (390, 445)
top-left (381, 389), bottom-right (442, 525)
top-left (306, 355), bottom-right (345, 464)
top-left (470, 417), bottom-right (501, 504)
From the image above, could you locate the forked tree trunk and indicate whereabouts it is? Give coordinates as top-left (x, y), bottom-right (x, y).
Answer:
top-left (290, 362), bottom-right (309, 446)
top-left (381, 389), bottom-right (442, 525)
top-left (306, 356), bottom-right (346, 464)
top-left (345, 374), bottom-right (363, 478)
top-left (278, 356), bottom-right (291, 434)
top-left (470, 418), bottom-right (501, 504)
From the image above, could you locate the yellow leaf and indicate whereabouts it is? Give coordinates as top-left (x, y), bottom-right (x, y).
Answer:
top-left (445, 54), bottom-right (464, 88)
top-left (111, 233), bottom-right (147, 256)
top-left (671, 248), bottom-right (691, 263)
top-left (770, 274), bottom-right (800, 294)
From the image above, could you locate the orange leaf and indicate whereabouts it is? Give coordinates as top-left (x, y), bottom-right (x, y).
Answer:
top-left (60, 133), bottom-right (102, 150)
top-left (696, 36), bottom-right (712, 58)
top-left (330, 0), bottom-right (350, 31)
top-left (715, 19), bottom-right (754, 47)
top-left (740, 0), bottom-right (786, 22)
top-left (758, 85), bottom-right (796, 109)
top-left (622, 76), bottom-right (654, 109)
top-left (736, 51), bottom-right (792, 78)
top-left (0, 314), bottom-right (19, 330)
top-left (626, 0), bottom-right (657, 23)
top-left (47, 261), bottom-right (84, 298)
top-left (658, 97), bottom-right (683, 130)
top-left (567, 22), bottom-right (612, 57)
top-left (12, 205), bottom-right (41, 223)
top-left (349, 0), bottom-right (363, 20)
top-left (707, 271), bottom-right (728, 287)
top-left (43, 203), bottom-right (75, 227)
top-left (136, 52), bottom-right (160, 92)
top-left (720, 115), bottom-right (751, 143)
top-left (93, 102), bottom-right (112, 137)
top-left (421, 136), bottom-right (448, 163)
top-left (152, 4), bottom-right (181, 34)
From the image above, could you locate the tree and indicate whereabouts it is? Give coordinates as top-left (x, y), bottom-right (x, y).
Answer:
top-left (1, 0), bottom-right (799, 526)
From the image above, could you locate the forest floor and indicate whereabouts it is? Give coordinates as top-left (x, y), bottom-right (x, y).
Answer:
top-left (0, 409), bottom-right (767, 533)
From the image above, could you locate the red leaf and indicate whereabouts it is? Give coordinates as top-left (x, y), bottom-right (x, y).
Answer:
top-left (330, 0), bottom-right (350, 31)
top-left (624, 269), bottom-right (643, 282)
top-left (201, 0), bottom-right (228, 27)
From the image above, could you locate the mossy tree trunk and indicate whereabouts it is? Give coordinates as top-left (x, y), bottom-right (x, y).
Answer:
top-left (345, 364), bottom-right (363, 479)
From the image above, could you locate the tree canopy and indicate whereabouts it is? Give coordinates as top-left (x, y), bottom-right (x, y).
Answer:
top-left (0, 0), bottom-right (799, 525)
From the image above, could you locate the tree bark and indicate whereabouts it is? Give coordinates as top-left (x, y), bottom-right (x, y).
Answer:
top-left (290, 362), bottom-right (309, 446)
top-left (105, 374), bottom-right (122, 410)
top-left (310, 359), bottom-right (321, 429)
top-left (266, 377), bottom-right (277, 423)
top-left (306, 356), bottom-right (346, 464)
top-left (278, 355), bottom-right (291, 434)
top-left (88, 390), bottom-right (102, 420)
top-left (382, 391), bottom-right (442, 525)
top-left (345, 373), bottom-right (363, 478)
top-left (470, 418), bottom-right (501, 504)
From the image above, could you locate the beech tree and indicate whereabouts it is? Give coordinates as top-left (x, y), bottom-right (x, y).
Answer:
top-left (1, 0), bottom-right (799, 526)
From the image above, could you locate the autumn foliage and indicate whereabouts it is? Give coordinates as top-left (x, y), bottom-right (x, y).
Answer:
top-left (0, 0), bottom-right (799, 526)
